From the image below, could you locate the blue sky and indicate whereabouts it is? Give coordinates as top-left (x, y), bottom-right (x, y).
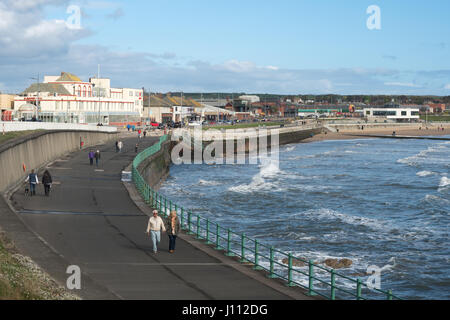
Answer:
top-left (1, 0), bottom-right (449, 94)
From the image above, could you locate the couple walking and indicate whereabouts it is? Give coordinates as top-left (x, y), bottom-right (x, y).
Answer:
top-left (146, 210), bottom-right (181, 254)
top-left (88, 149), bottom-right (101, 166)
top-left (25, 169), bottom-right (52, 196)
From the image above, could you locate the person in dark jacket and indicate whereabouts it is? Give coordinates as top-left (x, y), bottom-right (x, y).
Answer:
top-left (42, 170), bottom-right (53, 196)
top-left (166, 210), bottom-right (181, 253)
top-left (88, 150), bottom-right (95, 165)
top-left (95, 149), bottom-right (101, 166)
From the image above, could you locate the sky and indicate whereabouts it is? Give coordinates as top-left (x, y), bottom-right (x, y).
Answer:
top-left (1, 0), bottom-right (449, 95)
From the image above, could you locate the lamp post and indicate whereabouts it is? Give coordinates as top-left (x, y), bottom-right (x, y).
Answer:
top-left (30, 73), bottom-right (40, 120)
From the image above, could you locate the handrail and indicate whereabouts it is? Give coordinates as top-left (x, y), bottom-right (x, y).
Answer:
top-left (132, 134), bottom-right (401, 300)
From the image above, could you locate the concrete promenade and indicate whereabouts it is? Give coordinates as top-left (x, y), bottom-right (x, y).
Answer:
top-left (5, 132), bottom-right (310, 300)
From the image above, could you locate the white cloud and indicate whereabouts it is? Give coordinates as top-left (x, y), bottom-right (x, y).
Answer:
top-left (444, 84), bottom-right (450, 90)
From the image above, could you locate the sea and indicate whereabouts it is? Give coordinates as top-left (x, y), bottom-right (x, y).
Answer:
top-left (159, 136), bottom-right (450, 299)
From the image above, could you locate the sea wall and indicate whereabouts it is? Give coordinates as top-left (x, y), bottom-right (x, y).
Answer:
top-left (0, 130), bottom-right (117, 193)
top-left (138, 140), bottom-right (173, 190)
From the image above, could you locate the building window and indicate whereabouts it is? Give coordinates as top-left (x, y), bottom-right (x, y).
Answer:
top-left (83, 86), bottom-right (86, 97)
top-left (88, 86), bottom-right (92, 97)
top-left (77, 85), bottom-right (81, 96)
top-left (401, 111), bottom-right (407, 116)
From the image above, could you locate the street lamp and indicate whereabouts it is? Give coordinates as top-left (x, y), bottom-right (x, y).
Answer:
top-left (30, 73), bottom-right (40, 120)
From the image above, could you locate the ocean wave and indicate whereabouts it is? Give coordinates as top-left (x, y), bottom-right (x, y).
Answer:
top-left (295, 208), bottom-right (388, 231)
top-left (198, 179), bottom-right (221, 186)
top-left (439, 176), bottom-right (450, 187)
top-left (416, 171), bottom-right (435, 177)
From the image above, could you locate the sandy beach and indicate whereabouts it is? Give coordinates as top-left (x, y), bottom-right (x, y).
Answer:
top-left (301, 123), bottom-right (450, 143)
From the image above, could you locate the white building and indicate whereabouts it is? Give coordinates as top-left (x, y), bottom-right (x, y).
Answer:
top-left (14, 72), bottom-right (144, 124)
top-left (239, 95), bottom-right (260, 104)
top-left (363, 107), bottom-right (420, 122)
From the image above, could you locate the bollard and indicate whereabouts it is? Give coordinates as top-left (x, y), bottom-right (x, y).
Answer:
top-left (387, 290), bottom-right (393, 301)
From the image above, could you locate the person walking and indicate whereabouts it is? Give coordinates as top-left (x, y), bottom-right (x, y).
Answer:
top-left (143, 130), bottom-right (147, 138)
top-left (135, 143), bottom-right (138, 153)
top-left (118, 140), bottom-right (123, 153)
top-left (88, 150), bottom-right (95, 165)
top-left (42, 170), bottom-right (52, 196)
top-left (166, 210), bottom-right (181, 253)
top-left (25, 169), bottom-right (39, 196)
top-left (115, 140), bottom-right (119, 153)
top-left (146, 210), bottom-right (166, 254)
top-left (95, 149), bottom-right (101, 167)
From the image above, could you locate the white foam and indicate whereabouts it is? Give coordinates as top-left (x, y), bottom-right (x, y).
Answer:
top-left (198, 179), bottom-right (220, 186)
top-left (416, 171), bottom-right (434, 177)
top-left (296, 208), bottom-right (388, 231)
top-left (439, 176), bottom-right (450, 187)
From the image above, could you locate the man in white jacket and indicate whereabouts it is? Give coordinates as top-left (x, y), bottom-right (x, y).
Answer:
top-left (146, 210), bottom-right (166, 253)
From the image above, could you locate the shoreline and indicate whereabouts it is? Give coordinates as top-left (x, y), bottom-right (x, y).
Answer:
top-left (301, 125), bottom-right (450, 143)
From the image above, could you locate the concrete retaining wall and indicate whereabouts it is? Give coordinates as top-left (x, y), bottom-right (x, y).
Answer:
top-left (138, 140), bottom-right (173, 190)
top-left (0, 130), bottom-right (117, 193)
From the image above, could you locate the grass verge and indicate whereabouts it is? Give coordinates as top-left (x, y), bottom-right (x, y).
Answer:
top-left (0, 231), bottom-right (79, 300)
top-left (0, 130), bottom-right (44, 145)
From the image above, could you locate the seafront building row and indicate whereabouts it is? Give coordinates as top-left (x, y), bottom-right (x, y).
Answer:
top-left (0, 71), bottom-right (446, 125)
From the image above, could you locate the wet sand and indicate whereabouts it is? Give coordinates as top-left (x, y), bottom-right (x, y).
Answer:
top-left (301, 124), bottom-right (450, 143)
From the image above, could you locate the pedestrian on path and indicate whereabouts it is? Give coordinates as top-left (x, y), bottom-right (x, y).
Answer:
top-left (143, 130), bottom-right (147, 138)
top-left (118, 140), bottom-right (123, 153)
top-left (115, 140), bottom-right (119, 152)
top-left (146, 210), bottom-right (166, 254)
top-left (88, 150), bottom-right (95, 165)
top-left (166, 210), bottom-right (181, 253)
top-left (25, 169), bottom-right (39, 196)
top-left (42, 170), bottom-right (52, 196)
top-left (95, 149), bottom-right (101, 166)
top-left (135, 143), bottom-right (138, 153)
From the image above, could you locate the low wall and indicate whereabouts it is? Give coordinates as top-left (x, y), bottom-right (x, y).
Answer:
top-left (0, 130), bottom-right (117, 193)
top-left (0, 121), bottom-right (117, 133)
top-left (138, 140), bottom-right (173, 190)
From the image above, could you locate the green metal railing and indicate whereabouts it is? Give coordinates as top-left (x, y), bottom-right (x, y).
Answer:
top-left (132, 135), bottom-right (401, 300)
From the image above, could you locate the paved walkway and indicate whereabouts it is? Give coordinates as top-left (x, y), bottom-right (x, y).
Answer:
top-left (8, 133), bottom-right (310, 300)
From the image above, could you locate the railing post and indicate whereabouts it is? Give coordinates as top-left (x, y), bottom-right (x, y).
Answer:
top-left (159, 194), bottom-right (162, 212)
top-left (331, 269), bottom-right (336, 300)
top-left (180, 207), bottom-right (184, 230)
top-left (188, 212), bottom-right (193, 234)
top-left (225, 229), bottom-right (233, 256)
top-left (215, 224), bottom-right (220, 250)
top-left (387, 290), bottom-right (393, 300)
top-left (253, 240), bottom-right (262, 270)
top-left (206, 219), bottom-right (212, 244)
top-left (287, 254), bottom-right (295, 287)
top-left (164, 198), bottom-right (167, 216)
top-left (169, 200), bottom-right (172, 211)
top-left (239, 233), bottom-right (246, 262)
top-left (356, 279), bottom-right (362, 300)
top-left (267, 246), bottom-right (276, 278)
top-left (196, 216), bottom-right (201, 239)
top-left (308, 260), bottom-right (316, 296)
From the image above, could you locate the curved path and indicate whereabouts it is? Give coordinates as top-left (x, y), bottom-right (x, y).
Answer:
top-left (7, 133), bottom-right (310, 300)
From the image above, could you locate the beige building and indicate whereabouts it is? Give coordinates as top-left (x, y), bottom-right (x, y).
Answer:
top-left (14, 72), bottom-right (144, 124)
top-left (0, 94), bottom-right (15, 121)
